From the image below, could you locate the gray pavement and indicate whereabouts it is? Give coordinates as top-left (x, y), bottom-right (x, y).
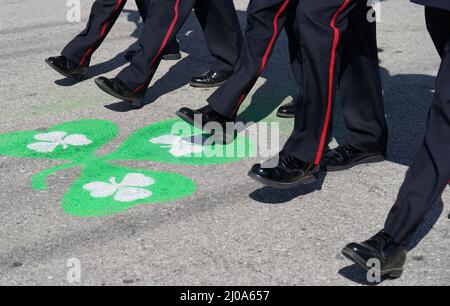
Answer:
top-left (0, 0), bottom-right (449, 286)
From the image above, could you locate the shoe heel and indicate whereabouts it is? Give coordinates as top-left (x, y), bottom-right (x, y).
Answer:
top-left (387, 270), bottom-right (403, 279)
top-left (162, 53), bottom-right (182, 61)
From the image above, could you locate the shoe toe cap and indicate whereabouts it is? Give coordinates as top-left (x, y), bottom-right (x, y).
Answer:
top-left (190, 76), bottom-right (204, 83)
top-left (344, 243), bottom-right (377, 262)
top-left (345, 242), bottom-right (363, 253)
top-left (251, 164), bottom-right (272, 178)
top-left (96, 76), bottom-right (108, 82)
top-left (95, 77), bottom-right (111, 86)
top-left (178, 107), bottom-right (196, 117)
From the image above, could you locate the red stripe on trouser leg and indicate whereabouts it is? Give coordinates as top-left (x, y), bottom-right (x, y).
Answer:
top-left (79, 0), bottom-right (123, 66)
top-left (314, 0), bottom-right (352, 165)
top-left (133, 0), bottom-right (180, 93)
top-left (230, 0), bottom-right (290, 117)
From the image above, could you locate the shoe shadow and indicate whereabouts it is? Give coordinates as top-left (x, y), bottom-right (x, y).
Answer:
top-left (338, 199), bottom-right (443, 285)
top-left (338, 265), bottom-right (391, 286)
top-left (249, 172), bottom-right (326, 204)
top-left (103, 98), bottom-right (139, 112)
top-left (103, 55), bottom-right (195, 112)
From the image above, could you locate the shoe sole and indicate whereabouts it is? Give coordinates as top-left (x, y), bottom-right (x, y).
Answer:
top-left (189, 80), bottom-right (228, 89)
top-left (247, 170), bottom-right (318, 190)
top-left (162, 53), bottom-right (182, 61)
top-left (342, 247), bottom-right (403, 279)
top-left (45, 59), bottom-right (84, 81)
top-left (326, 155), bottom-right (385, 172)
top-left (176, 110), bottom-right (235, 145)
top-left (276, 111), bottom-right (295, 119)
top-left (94, 78), bottom-right (143, 108)
top-left (126, 53), bottom-right (182, 62)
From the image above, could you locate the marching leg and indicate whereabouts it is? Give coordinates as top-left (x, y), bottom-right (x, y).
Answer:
top-left (276, 7), bottom-right (303, 118)
top-left (282, 0), bottom-right (359, 165)
top-left (206, 0), bottom-right (293, 118)
top-left (384, 7), bottom-right (450, 244)
top-left (125, 0), bottom-right (182, 61)
top-left (46, 0), bottom-right (128, 79)
top-left (176, 0), bottom-right (295, 144)
top-left (343, 6), bottom-right (450, 280)
top-left (190, 0), bottom-right (243, 88)
top-left (325, 1), bottom-right (388, 171)
top-left (248, 0), bottom-right (361, 189)
top-left (95, 0), bottom-right (197, 104)
top-left (62, 0), bottom-right (127, 67)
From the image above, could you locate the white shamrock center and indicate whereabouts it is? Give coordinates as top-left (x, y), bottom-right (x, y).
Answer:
top-left (150, 135), bottom-right (204, 157)
top-left (27, 131), bottom-right (92, 153)
top-left (83, 173), bottom-right (155, 202)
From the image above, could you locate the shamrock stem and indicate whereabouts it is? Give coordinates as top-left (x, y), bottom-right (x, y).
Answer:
top-left (31, 162), bottom-right (80, 191)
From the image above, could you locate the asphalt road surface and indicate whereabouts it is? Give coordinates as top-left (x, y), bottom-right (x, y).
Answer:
top-left (0, 0), bottom-right (449, 286)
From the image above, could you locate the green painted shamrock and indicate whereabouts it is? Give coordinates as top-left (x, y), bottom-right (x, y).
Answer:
top-left (0, 119), bottom-right (254, 217)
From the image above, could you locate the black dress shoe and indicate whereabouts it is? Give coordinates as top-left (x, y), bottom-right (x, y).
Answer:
top-left (248, 152), bottom-right (320, 189)
top-left (190, 71), bottom-right (231, 88)
top-left (124, 40), bottom-right (181, 61)
top-left (276, 98), bottom-right (297, 118)
top-left (162, 39), bottom-right (182, 61)
top-left (176, 105), bottom-right (236, 144)
top-left (45, 55), bottom-right (87, 80)
top-left (325, 144), bottom-right (385, 172)
top-left (342, 231), bottom-right (407, 279)
top-left (94, 77), bottom-right (144, 108)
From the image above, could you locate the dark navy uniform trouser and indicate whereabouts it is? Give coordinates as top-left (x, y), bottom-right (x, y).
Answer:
top-left (207, 0), bottom-right (302, 118)
top-left (61, 0), bottom-right (242, 77)
top-left (62, 0), bottom-right (151, 67)
top-left (282, 0), bottom-right (387, 165)
top-left (384, 7), bottom-right (450, 244)
top-left (116, 0), bottom-right (243, 95)
top-left (207, 0), bottom-right (387, 161)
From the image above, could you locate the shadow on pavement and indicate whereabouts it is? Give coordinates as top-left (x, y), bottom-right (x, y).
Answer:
top-left (249, 172), bottom-right (326, 204)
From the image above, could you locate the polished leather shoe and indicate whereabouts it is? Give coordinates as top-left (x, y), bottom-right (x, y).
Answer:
top-left (248, 152), bottom-right (320, 189)
top-left (342, 231), bottom-right (407, 279)
top-left (325, 144), bottom-right (385, 172)
top-left (124, 41), bottom-right (181, 61)
top-left (176, 105), bottom-right (236, 144)
top-left (276, 98), bottom-right (297, 118)
top-left (190, 71), bottom-right (231, 88)
top-left (94, 77), bottom-right (144, 108)
top-left (45, 55), bottom-right (87, 80)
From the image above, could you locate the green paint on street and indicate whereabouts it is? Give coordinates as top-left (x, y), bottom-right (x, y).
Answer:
top-left (0, 118), bottom-right (254, 217)
top-left (63, 163), bottom-right (196, 217)
top-left (108, 118), bottom-right (255, 165)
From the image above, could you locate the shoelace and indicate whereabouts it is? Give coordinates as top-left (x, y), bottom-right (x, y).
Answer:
top-left (280, 152), bottom-right (302, 169)
top-left (331, 144), bottom-right (353, 160)
top-left (366, 231), bottom-right (394, 251)
top-left (203, 71), bottom-right (215, 79)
